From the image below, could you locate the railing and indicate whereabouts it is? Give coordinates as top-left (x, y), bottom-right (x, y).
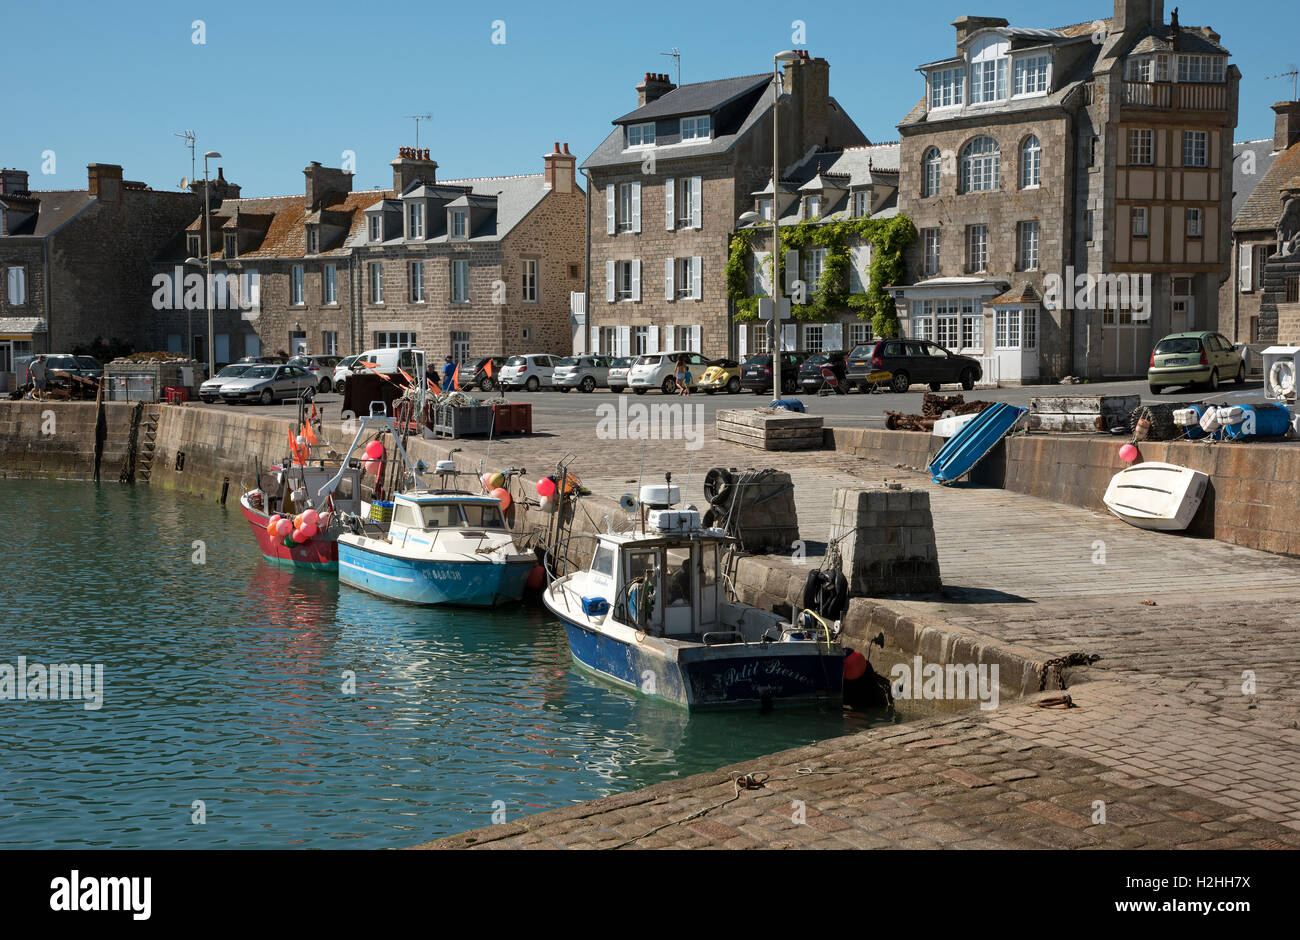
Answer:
top-left (569, 291), bottom-right (586, 316)
top-left (1121, 81), bottom-right (1227, 111)
top-left (975, 356), bottom-right (1000, 389)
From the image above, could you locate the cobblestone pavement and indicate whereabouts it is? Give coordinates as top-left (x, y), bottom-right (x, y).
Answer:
top-left (397, 421), bottom-right (1300, 847)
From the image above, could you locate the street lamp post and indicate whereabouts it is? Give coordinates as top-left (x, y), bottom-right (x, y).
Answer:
top-left (202, 151), bottom-right (221, 377)
top-left (770, 50), bottom-right (800, 400)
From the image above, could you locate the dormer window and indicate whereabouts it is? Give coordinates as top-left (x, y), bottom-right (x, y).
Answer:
top-left (806, 196), bottom-right (821, 219)
top-left (368, 216), bottom-right (382, 242)
top-left (1126, 54), bottom-right (1169, 83)
top-left (929, 67), bottom-right (964, 109)
top-left (680, 115), bottom-right (712, 140)
top-left (407, 202), bottom-right (424, 239)
top-left (758, 197), bottom-right (773, 221)
top-left (627, 123), bottom-right (656, 148)
top-left (1013, 55), bottom-right (1050, 96)
top-left (224, 233), bottom-right (238, 258)
top-left (187, 233), bottom-right (201, 257)
top-left (969, 35), bottom-right (1009, 104)
top-left (306, 226), bottom-right (319, 254)
top-left (451, 210), bottom-right (468, 239)
top-left (853, 191), bottom-right (870, 217)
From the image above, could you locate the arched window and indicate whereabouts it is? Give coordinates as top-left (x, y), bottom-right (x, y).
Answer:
top-left (960, 137), bottom-right (1000, 193)
top-left (1020, 136), bottom-right (1041, 189)
top-left (922, 148), bottom-right (942, 198)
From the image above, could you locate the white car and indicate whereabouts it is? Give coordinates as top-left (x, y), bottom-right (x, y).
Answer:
top-left (499, 354), bottom-right (560, 392)
top-left (628, 352), bottom-right (710, 395)
top-left (331, 354), bottom-right (362, 393)
top-left (198, 363), bottom-right (255, 403)
top-left (552, 355), bottom-right (611, 393)
top-left (607, 357), bottom-right (634, 393)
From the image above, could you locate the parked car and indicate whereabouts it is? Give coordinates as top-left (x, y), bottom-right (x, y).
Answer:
top-left (695, 358), bottom-right (743, 395)
top-left (552, 355), bottom-right (611, 392)
top-left (331, 354), bottom-right (362, 393)
top-left (741, 352), bottom-right (806, 395)
top-left (628, 352), bottom-right (711, 394)
top-left (1148, 331), bottom-right (1245, 394)
top-left (607, 357), bottom-right (634, 392)
top-left (846, 339), bottom-right (981, 393)
top-left (219, 364), bottom-right (317, 405)
top-left (797, 351), bottom-right (848, 394)
top-left (237, 355), bottom-right (287, 365)
top-left (74, 356), bottom-right (104, 380)
top-left (499, 354), bottom-right (559, 391)
top-left (287, 354), bottom-right (342, 392)
top-left (199, 363), bottom-right (254, 403)
top-left (462, 356), bottom-right (507, 392)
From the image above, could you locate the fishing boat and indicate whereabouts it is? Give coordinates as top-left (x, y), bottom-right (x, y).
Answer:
top-left (543, 477), bottom-right (844, 709)
top-left (1103, 461), bottom-right (1210, 531)
top-left (240, 461), bottom-right (365, 569)
top-left (928, 402), bottom-right (1028, 485)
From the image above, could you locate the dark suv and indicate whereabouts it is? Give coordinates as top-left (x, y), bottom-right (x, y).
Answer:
top-left (797, 350), bottom-right (848, 393)
top-left (846, 340), bottom-right (982, 393)
top-left (741, 352), bottom-right (806, 395)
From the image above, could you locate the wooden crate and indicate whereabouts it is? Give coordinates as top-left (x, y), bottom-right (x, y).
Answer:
top-left (716, 409), bottom-right (824, 451)
top-left (1029, 394), bottom-right (1139, 433)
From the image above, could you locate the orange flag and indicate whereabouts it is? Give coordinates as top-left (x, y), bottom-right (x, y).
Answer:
top-left (452, 363), bottom-right (461, 391)
top-left (484, 359), bottom-right (494, 378)
top-left (303, 422), bottom-right (318, 446)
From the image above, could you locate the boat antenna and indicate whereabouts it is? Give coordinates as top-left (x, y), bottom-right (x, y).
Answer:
top-left (635, 437), bottom-right (648, 502)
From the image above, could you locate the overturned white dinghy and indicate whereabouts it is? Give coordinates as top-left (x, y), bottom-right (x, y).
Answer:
top-left (1103, 462), bottom-right (1210, 532)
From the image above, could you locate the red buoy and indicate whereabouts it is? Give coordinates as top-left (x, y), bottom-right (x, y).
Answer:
top-left (843, 650), bottom-right (868, 681)
top-left (525, 564), bottom-right (546, 591)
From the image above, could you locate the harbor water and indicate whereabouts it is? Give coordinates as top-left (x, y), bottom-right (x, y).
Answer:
top-left (0, 480), bottom-right (893, 848)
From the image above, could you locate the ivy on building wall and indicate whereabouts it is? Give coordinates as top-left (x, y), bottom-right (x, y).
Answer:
top-left (727, 215), bottom-right (916, 339)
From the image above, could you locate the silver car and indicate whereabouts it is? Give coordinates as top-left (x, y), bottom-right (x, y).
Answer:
top-left (552, 355), bottom-right (611, 393)
top-left (199, 363), bottom-right (254, 403)
top-left (606, 357), bottom-right (634, 393)
top-left (219, 364), bottom-right (316, 405)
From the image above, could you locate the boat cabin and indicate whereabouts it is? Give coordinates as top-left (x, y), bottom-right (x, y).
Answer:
top-left (265, 463), bottom-right (363, 517)
top-left (588, 530), bottom-right (724, 638)
top-left (384, 493), bottom-right (512, 550)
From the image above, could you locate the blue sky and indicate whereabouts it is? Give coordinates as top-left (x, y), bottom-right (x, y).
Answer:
top-left (6, 0), bottom-right (1296, 196)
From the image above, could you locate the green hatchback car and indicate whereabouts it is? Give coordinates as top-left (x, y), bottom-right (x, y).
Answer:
top-left (1148, 331), bottom-right (1245, 394)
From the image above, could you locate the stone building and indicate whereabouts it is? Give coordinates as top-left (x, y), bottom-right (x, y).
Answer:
top-left (893, 0), bottom-right (1239, 382)
top-left (1218, 101), bottom-right (1300, 344)
top-left (0, 164), bottom-right (200, 374)
top-left (579, 55), bottom-right (868, 360)
top-left (733, 142), bottom-right (901, 357)
top-left (153, 145), bottom-right (585, 365)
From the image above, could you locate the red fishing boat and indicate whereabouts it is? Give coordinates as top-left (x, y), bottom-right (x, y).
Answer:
top-left (240, 460), bottom-right (366, 569)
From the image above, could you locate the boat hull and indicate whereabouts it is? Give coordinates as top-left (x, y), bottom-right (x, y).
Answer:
top-left (240, 496), bottom-right (338, 569)
top-left (928, 402), bottom-right (1028, 485)
top-left (337, 538), bottom-right (532, 607)
top-left (555, 610), bottom-right (842, 709)
top-left (1103, 462), bottom-right (1209, 532)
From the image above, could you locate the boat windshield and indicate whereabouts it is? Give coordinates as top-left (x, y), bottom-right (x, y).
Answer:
top-left (418, 503), bottom-right (464, 527)
top-left (462, 503), bottom-right (505, 528)
top-left (413, 502), bottom-right (505, 528)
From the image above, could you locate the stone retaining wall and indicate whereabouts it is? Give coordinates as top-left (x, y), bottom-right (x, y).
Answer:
top-left (0, 401), bottom-right (135, 481)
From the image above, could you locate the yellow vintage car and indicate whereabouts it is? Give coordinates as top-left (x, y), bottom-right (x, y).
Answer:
top-left (695, 358), bottom-right (743, 394)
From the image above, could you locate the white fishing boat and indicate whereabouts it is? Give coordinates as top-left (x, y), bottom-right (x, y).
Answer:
top-left (542, 476), bottom-right (844, 709)
top-left (1103, 461), bottom-right (1210, 532)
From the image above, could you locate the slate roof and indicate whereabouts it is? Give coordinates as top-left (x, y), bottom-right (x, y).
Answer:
top-left (991, 282), bottom-right (1043, 304)
top-left (612, 74), bottom-right (770, 124)
top-left (0, 191), bottom-right (96, 237)
top-left (1234, 143), bottom-right (1300, 232)
top-left (1232, 139), bottom-right (1280, 220)
top-left (737, 144), bottom-right (901, 228)
top-left (1130, 26), bottom-right (1230, 56)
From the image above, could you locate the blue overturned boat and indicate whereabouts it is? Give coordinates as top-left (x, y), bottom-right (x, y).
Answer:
top-left (542, 478), bottom-right (843, 709)
top-left (928, 402), bottom-right (1028, 485)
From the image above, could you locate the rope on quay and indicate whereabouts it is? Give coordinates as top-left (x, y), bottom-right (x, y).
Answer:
top-left (606, 767), bottom-right (850, 850)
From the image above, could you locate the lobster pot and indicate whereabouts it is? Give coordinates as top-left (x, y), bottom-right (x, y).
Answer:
top-left (701, 467), bottom-right (799, 555)
top-left (1128, 403), bottom-right (1179, 441)
top-left (369, 500), bottom-right (394, 524)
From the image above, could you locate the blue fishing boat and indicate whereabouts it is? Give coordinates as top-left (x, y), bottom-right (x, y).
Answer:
top-left (928, 402), bottom-right (1028, 485)
top-left (543, 479), bottom-right (843, 709)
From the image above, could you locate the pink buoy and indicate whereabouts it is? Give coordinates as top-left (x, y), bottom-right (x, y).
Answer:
top-left (364, 458), bottom-right (382, 476)
top-left (491, 487), bottom-right (512, 511)
top-left (291, 528), bottom-right (309, 543)
top-left (536, 476), bottom-right (557, 498)
top-left (318, 511), bottom-right (331, 529)
top-left (302, 509), bottom-right (320, 526)
top-left (364, 440), bottom-right (384, 460)
top-left (300, 522), bottom-right (318, 539)
top-left (844, 650), bottom-right (868, 681)
top-left (275, 518), bottom-right (293, 537)
top-left (1119, 443), bottom-right (1139, 463)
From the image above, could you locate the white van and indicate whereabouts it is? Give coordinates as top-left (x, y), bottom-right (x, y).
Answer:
top-left (352, 347), bottom-right (423, 377)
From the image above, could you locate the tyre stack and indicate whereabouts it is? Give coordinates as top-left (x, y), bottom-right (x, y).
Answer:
top-left (701, 467), bottom-right (800, 554)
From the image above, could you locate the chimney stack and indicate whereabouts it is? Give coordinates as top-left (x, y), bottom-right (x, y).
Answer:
top-left (544, 142), bottom-right (577, 194)
top-left (391, 149), bottom-right (438, 195)
top-left (951, 15), bottom-right (1009, 46)
top-left (303, 161), bottom-right (354, 210)
top-left (190, 167), bottom-right (241, 205)
top-left (86, 163), bottom-right (124, 201)
top-left (636, 72), bottom-right (676, 108)
top-left (782, 55), bottom-right (833, 153)
top-left (0, 168), bottom-right (29, 196)
top-left (1112, 0), bottom-right (1165, 36)
top-left (1275, 101), bottom-right (1300, 152)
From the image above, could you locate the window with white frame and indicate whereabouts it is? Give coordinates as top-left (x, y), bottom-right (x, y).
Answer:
top-left (801, 248), bottom-right (827, 290)
top-left (679, 115), bottom-right (711, 140)
top-left (674, 257), bottom-right (696, 300)
top-left (633, 325), bottom-right (648, 355)
top-left (912, 301), bottom-right (933, 340)
top-left (1186, 208), bottom-right (1203, 237)
top-left (1126, 53), bottom-right (1169, 82)
top-left (848, 322), bottom-right (872, 349)
top-left (960, 137), bottom-right (1000, 192)
top-left (969, 36), bottom-right (1010, 104)
top-left (368, 216), bottom-right (382, 242)
top-left (522, 258), bottom-right (538, 302)
top-left (853, 191), bottom-right (870, 217)
top-left (1013, 55), bottom-right (1049, 96)
top-left (923, 147), bottom-right (942, 197)
top-left (617, 183), bottom-right (636, 232)
top-left (409, 260), bottom-right (425, 302)
top-left (935, 300), bottom-right (960, 349)
top-left (451, 210), bottom-right (467, 239)
top-left (806, 195), bottom-right (821, 219)
top-left (368, 262), bottom-right (383, 303)
top-left (1183, 130), bottom-right (1208, 167)
top-left (615, 261), bottom-right (635, 301)
top-left (323, 264), bottom-right (337, 305)
top-left (306, 227), bottom-right (319, 253)
top-left (1177, 55), bottom-right (1225, 83)
top-left (752, 325), bottom-right (770, 354)
top-left (451, 259), bottom-right (469, 302)
top-left (1133, 207), bottom-right (1149, 237)
top-left (627, 123), bottom-right (656, 147)
top-left (966, 224), bottom-right (988, 273)
top-left (451, 331), bottom-right (470, 362)
top-left (923, 228), bottom-right (940, 276)
top-left (1020, 135), bottom-right (1041, 188)
top-left (960, 299), bottom-right (983, 350)
top-left (374, 331), bottom-right (416, 348)
top-left (994, 307), bottom-right (1036, 349)
top-left (1128, 129), bottom-right (1154, 165)
top-left (671, 325), bottom-right (692, 351)
top-left (601, 326), bottom-right (618, 354)
top-left (291, 264), bottom-right (305, 305)
top-left (408, 202), bottom-right (424, 239)
top-left (6, 265), bottom-right (26, 305)
top-left (758, 197), bottom-right (773, 220)
top-left (804, 324), bottom-right (824, 353)
top-left (322, 331), bottom-right (338, 356)
top-left (676, 177), bottom-right (696, 227)
top-left (1017, 220), bottom-right (1039, 271)
top-left (929, 66), bottom-right (964, 108)
top-left (1023, 309), bottom-right (1036, 349)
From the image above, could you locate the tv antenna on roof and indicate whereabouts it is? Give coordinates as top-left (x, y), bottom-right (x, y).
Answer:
top-left (660, 47), bottom-right (681, 85)
top-left (173, 129), bottom-right (196, 185)
top-left (1267, 66), bottom-right (1299, 101)
top-left (405, 113), bottom-right (432, 151)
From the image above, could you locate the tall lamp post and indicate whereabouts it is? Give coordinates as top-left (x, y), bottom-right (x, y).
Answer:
top-left (769, 51), bottom-right (800, 398)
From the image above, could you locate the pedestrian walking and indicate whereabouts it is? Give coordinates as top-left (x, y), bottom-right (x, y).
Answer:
top-left (28, 355), bottom-right (48, 401)
top-left (674, 354), bottom-right (692, 396)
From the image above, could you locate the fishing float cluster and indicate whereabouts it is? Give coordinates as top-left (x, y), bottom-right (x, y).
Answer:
top-left (265, 507), bottom-right (332, 546)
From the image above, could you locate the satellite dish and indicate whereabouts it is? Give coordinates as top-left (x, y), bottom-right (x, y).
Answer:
top-left (179, 177), bottom-right (190, 190)
top-left (619, 493), bottom-right (637, 513)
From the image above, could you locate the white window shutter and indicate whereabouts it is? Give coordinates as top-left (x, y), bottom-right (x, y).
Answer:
top-left (631, 182), bottom-right (642, 233)
top-left (691, 176), bottom-right (702, 228)
top-left (647, 326), bottom-right (659, 354)
top-left (691, 256), bottom-right (702, 300)
top-left (606, 260), bottom-right (615, 302)
top-left (631, 259), bottom-right (641, 301)
top-left (591, 324), bottom-right (600, 353)
top-left (738, 324), bottom-right (748, 359)
top-left (785, 250), bottom-right (799, 294)
top-left (665, 257), bottom-right (675, 301)
top-left (665, 324), bottom-right (676, 351)
top-left (665, 179), bottom-right (675, 230)
top-left (618, 325), bottom-right (630, 356)
top-left (606, 184), bottom-right (616, 235)
top-left (690, 325), bottom-right (701, 352)
top-left (1239, 244), bottom-right (1252, 293)
top-left (826, 322), bottom-right (843, 351)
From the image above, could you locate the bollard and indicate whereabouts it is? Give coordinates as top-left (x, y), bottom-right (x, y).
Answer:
top-left (220, 476), bottom-right (230, 505)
